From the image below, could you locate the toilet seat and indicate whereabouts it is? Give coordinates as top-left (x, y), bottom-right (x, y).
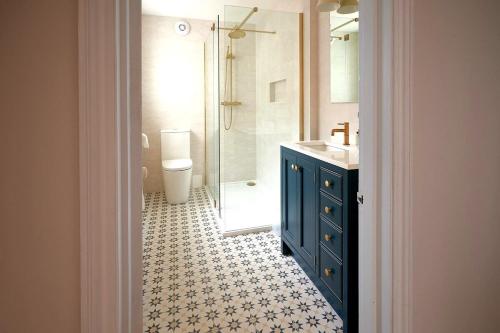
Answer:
top-left (162, 158), bottom-right (192, 171)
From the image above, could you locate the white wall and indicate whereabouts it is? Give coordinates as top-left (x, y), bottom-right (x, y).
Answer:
top-left (410, 0), bottom-right (500, 331)
top-left (142, 15), bottom-right (210, 193)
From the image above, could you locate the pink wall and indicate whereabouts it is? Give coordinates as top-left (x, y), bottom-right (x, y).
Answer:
top-left (302, 0), bottom-right (358, 140)
top-left (317, 11), bottom-right (358, 140)
top-left (411, 0), bottom-right (500, 331)
top-left (0, 1), bottom-right (81, 332)
top-left (302, 0), bottom-right (319, 139)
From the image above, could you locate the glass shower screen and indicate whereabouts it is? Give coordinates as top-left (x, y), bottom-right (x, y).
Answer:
top-left (207, 7), bottom-right (301, 233)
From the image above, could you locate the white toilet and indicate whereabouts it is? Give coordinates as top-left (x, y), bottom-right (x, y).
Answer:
top-left (161, 129), bottom-right (192, 204)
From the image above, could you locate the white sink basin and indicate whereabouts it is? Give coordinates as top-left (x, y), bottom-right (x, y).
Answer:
top-left (281, 140), bottom-right (359, 170)
top-left (296, 142), bottom-right (345, 152)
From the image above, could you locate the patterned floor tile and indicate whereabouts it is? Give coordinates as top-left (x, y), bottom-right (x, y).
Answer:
top-left (143, 188), bottom-right (343, 333)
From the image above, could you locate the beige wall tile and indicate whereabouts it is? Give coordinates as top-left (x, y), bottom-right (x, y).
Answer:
top-left (142, 15), bottom-right (211, 193)
top-left (220, 27), bottom-right (257, 182)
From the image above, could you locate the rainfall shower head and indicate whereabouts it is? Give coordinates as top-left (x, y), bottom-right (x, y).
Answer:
top-left (228, 29), bottom-right (246, 39)
top-left (227, 7), bottom-right (257, 39)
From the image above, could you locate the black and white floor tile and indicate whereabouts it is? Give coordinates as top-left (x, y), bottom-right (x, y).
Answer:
top-left (143, 188), bottom-right (343, 333)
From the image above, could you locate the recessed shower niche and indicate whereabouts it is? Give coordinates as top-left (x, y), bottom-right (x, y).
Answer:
top-left (270, 79), bottom-right (287, 103)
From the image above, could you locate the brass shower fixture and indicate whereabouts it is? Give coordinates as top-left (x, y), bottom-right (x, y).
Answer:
top-left (228, 7), bottom-right (258, 39)
top-left (212, 7), bottom-right (278, 130)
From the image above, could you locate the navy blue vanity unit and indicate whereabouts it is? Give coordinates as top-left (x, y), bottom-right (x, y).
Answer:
top-left (280, 143), bottom-right (359, 333)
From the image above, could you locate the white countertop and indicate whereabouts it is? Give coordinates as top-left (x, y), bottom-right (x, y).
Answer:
top-left (281, 140), bottom-right (359, 170)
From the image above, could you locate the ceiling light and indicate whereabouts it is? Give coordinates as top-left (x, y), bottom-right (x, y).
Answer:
top-left (337, 0), bottom-right (359, 14)
top-left (317, 0), bottom-right (341, 12)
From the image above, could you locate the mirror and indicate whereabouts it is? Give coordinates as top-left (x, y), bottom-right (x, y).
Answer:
top-left (330, 11), bottom-right (359, 103)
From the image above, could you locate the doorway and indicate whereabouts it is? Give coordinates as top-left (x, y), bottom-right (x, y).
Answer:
top-left (78, 0), bottom-right (408, 332)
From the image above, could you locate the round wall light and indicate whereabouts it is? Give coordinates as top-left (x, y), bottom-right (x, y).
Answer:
top-left (175, 20), bottom-right (191, 36)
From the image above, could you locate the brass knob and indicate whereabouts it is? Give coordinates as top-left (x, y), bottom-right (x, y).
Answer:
top-left (290, 163), bottom-right (295, 171)
top-left (324, 180), bottom-right (331, 188)
top-left (324, 206), bottom-right (332, 214)
top-left (324, 268), bottom-right (332, 277)
top-left (294, 165), bottom-right (300, 172)
top-left (324, 234), bottom-right (332, 241)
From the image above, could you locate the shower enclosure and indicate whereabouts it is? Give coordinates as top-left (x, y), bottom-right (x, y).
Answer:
top-left (205, 6), bottom-right (301, 233)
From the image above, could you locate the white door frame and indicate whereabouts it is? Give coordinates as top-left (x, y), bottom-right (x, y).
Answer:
top-left (358, 0), bottom-right (413, 332)
top-left (390, 0), bottom-right (414, 331)
top-left (78, 0), bottom-right (413, 332)
top-left (79, 0), bottom-right (142, 332)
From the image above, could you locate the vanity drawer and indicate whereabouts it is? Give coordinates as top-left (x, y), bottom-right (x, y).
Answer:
top-left (320, 194), bottom-right (343, 229)
top-left (320, 167), bottom-right (343, 201)
top-left (320, 218), bottom-right (343, 260)
top-left (320, 246), bottom-right (343, 301)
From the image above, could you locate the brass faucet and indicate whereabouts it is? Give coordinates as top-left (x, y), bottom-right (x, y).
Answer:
top-left (331, 122), bottom-right (350, 146)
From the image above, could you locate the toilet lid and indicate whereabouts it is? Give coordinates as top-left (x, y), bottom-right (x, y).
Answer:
top-left (162, 159), bottom-right (192, 171)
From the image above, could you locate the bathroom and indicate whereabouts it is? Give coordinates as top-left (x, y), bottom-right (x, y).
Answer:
top-left (3, 0), bottom-right (500, 331)
top-left (141, 0), bottom-right (359, 332)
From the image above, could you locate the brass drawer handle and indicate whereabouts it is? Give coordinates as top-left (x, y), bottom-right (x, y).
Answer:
top-left (324, 234), bottom-right (332, 241)
top-left (324, 268), bottom-right (333, 277)
top-left (324, 206), bottom-right (332, 214)
top-left (324, 180), bottom-right (331, 188)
